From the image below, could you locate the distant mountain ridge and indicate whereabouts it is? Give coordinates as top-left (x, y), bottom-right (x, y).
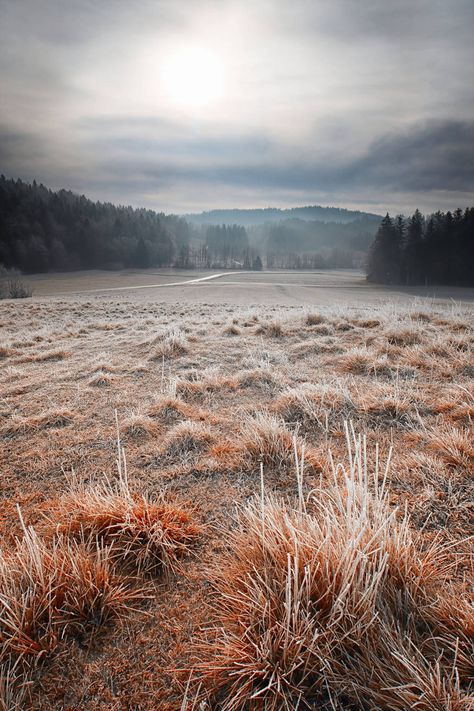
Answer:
top-left (184, 205), bottom-right (382, 226)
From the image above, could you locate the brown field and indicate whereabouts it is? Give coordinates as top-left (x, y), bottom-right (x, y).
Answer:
top-left (0, 270), bottom-right (473, 710)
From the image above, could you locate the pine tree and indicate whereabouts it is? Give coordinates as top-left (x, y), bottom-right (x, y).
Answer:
top-left (133, 237), bottom-right (149, 268)
top-left (366, 213), bottom-right (401, 283)
top-left (404, 209), bottom-right (425, 284)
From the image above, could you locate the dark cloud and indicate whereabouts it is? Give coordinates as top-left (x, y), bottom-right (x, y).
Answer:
top-left (0, 127), bottom-right (47, 167)
top-left (84, 119), bottom-right (474, 192)
top-left (353, 121), bottom-right (474, 192)
top-left (2, 117), bottom-right (473, 212)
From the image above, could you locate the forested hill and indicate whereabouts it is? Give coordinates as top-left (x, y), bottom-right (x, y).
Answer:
top-left (0, 176), bottom-right (190, 272)
top-left (0, 177), bottom-right (382, 273)
top-left (184, 205), bottom-right (381, 226)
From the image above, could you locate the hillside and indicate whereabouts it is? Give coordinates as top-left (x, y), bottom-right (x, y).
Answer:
top-left (0, 177), bottom-right (379, 273)
top-left (0, 176), bottom-right (190, 273)
top-left (184, 205), bottom-right (382, 226)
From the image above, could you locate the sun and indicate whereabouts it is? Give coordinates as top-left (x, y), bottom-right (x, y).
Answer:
top-left (162, 47), bottom-right (225, 108)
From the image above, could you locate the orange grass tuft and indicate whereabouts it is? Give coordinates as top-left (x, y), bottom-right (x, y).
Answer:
top-left (194, 428), bottom-right (473, 710)
top-left (51, 453), bottom-right (201, 575)
top-left (151, 330), bottom-right (188, 359)
top-left (236, 411), bottom-right (321, 472)
top-left (0, 409), bottom-right (76, 437)
top-left (17, 349), bottom-right (70, 363)
top-left (428, 426), bottom-right (474, 470)
top-left (158, 421), bottom-right (215, 464)
top-left (305, 313), bottom-right (326, 326)
top-left (0, 526), bottom-right (143, 663)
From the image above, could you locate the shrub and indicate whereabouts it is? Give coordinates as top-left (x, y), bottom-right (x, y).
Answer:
top-left (0, 268), bottom-right (32, 300)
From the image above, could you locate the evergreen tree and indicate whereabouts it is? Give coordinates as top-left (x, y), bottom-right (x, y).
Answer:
top-left (404, 209), bottom-right (425, 284)
top-left (366, 213), bottom-right (401, 283)
top-left (133, 237), bottom-right (150, 268)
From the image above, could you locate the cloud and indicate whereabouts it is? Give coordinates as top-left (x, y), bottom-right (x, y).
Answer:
top-left (80, 117), bottom-right (474, 191)
top-left (0, 1), bottom-right (473, 212)
top-left (353, 121), bottom-right (474, 192)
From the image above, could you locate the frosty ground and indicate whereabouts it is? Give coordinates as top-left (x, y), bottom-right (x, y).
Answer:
top-left (0, 271), bottom-right (473, 709)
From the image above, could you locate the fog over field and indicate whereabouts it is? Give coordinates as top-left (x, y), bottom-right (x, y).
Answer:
top-left (0, 0), bottom-right (473, 709)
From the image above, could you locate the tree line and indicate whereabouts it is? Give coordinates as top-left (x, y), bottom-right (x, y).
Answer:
top-left (0, 176), bottom-right (374, 274)
top-left (367, 208), bottom-right (474, 286)
top-left (0, 177), bottom-right (268, 273)
top-left (0, 176), bottom-right (190, 272)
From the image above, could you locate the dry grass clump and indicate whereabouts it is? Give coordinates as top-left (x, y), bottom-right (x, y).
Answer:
top-left (88, 370), bottom-right (114, 388)
top-left (195, 430), bottom-right (473, 710)
top-left (223, 325), bottom-right (241, 336)
top-left (427, 426), bottom-right (474, 470)
top-left (410, 311), bottom-right (433, 323)
top-left (351, 381), bottom-right (418, 428)
top-left (337, 347), bottom-right (373, 374)
top-left (334, 320), bottom-right (354, 332)
top-left (151, 329), bottom-right (188, 359)
top-left (0, 527), bottom-right (142, 663)
top-left (236, 411), bottom-right (320, 472)
top-left (1, 409), bottom-right (76, 437)
top-left (312, 323), bottom-right (333, 335)
top-left (147, 395), bottom-right (207, 426)
top-left (256, 321), bottom-right (283, 338)
top-left (447, 334), bottom-right (473, 352)
top-left (434, 318), bottom-right (471, 333)
top-left (291, 339), bottom-right (342, 358)
top-left (433, 385), bottom-right (474, 424)
top-left (354, 318), bottom-right (380, 328)
top-left (275, 382), bottom-right (355, 434)
top-left (0, 660), bottom-right (28, 711)
top-left (121, 413), bottom-right (160, 440)
top-left (158, 420), bottom-right (215, 464)
top-left (305, 313), bottom-right (326, 326)
top-left (385, 327), bottom-right (421, 346)
top-left (17, 349), bottom-right (70, 364)
top-left (90, 361), bottom-right (120, 374)
top-left (405, 458), bottom-right (474, 532)
top-left (0, 347), bottom-right (18, 360)
top-left (53, 458), bottom-right (200, 575)
top-left (235, 366), bottom-right (281, 391)
top-left (175, 369), bottom-right (237, 400)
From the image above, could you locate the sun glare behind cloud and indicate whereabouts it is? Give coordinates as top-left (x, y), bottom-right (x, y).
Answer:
top-left (162, 47), bottom-right (225, 108)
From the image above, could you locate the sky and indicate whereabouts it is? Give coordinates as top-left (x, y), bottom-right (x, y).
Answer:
top-left (1, 0), bottom-right (474, 215)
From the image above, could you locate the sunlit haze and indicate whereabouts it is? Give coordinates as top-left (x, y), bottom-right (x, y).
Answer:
top-left (0, 0), bottom-right (473, 214)
top-left (162, 47), bottom-right (225, 108)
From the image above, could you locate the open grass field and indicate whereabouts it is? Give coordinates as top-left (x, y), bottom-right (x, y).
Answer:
top-left (25, 268), bottom-right (474, 304)
top-left (0, 270), bottom-right (473, 709)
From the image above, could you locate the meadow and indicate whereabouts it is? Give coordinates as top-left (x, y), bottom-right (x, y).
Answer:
top-left (0, 270), bottom-right (473, 709)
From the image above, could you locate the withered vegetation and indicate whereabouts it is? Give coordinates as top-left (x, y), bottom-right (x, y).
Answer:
top-left (0, 294), bottom-right (472, 709)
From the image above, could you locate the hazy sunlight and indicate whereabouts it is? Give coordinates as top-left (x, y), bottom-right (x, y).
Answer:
top-left (162, 47), bottom-right (225, 108)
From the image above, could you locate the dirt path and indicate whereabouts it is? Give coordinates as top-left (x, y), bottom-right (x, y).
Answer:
top-left (69, 271), bottom-right (245, 294)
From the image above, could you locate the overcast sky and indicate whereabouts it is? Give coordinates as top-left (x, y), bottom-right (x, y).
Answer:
top-left (1, 0), bottom-right (473, 215)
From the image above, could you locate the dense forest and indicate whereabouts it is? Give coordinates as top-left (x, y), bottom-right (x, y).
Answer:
top-left (367, 209), bottom-right (474, 286)
top-left (0, 176), bottom-right (190, 272)
top-left (7, 177), bottom-right (471, 284)
top-left (0, 177), bottom-right (378, 273)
